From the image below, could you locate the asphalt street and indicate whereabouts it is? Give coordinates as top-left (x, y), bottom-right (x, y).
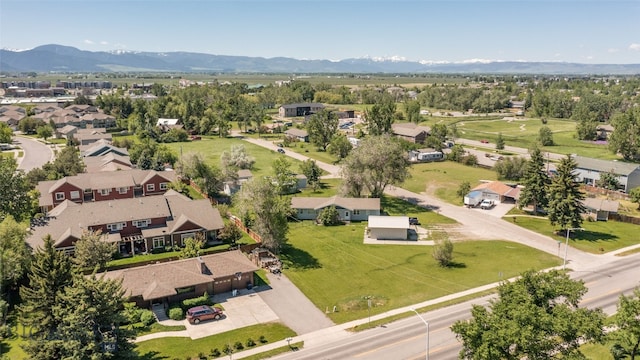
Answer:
top-left (13, 136), bottom-right (54, 171)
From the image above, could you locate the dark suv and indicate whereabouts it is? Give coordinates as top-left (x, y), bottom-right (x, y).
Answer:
top-left (186, 305), bottom-right (223, 324)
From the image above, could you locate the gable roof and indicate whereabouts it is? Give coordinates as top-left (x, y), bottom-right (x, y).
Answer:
top-left (101, 250), bottom-right (258, 300)
top-left (391, 123), bottom-right (431, 137)
top-left (83, 153), bottom-right (133, 173)
top-left (472, 181), bottom-right (515, 196)
top-left (582, 198), bottom-right (619, 213)
top-left (573, 155), bottom-right (640, 176)
top-left (156, 118), bottom-right (180, 126)
top-left (284, 128), bottom-right (308, 138)
top-left (291, 196), bottom-right (380, 211)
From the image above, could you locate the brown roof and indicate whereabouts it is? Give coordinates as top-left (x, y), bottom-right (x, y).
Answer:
top-left (101, 250), bottom-right (258, 300)
top-left (284, 128), bottom-right (308, 138)
top-left (83, 153), bottom-right (133, 173)
top-left (472, 181), bottom-right (514, 196)
top-left (291, 196), bottom-right (380, 211)
top-left (391, 123), bottom-right (431, 138)
top-left (28, 190), bottom-right (224, 250)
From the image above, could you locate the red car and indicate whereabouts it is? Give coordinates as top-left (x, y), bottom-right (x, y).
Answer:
top-left (480, 139), bottom-right (489, 144)
top-left (186, 305), bottom-right (223, 324)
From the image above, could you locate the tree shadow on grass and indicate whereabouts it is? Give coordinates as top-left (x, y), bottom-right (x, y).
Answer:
top-left (381, 195), bottom-right (441, 215)
top-left (445, 261), bottom-right (467, 269)
top-left (279, 244), bottom-right (322, 270)
top-left (567, 230), bottom-right (617, 243)
top-left (136, 351), bottom-right (167, 360)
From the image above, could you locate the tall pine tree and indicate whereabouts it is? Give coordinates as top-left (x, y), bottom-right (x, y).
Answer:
top-left (19, 235), bottom-right (73, 336)
top-left (518, 146), bottom-right (551, 215)
top-left (547, 155), bottom-right (586, 233)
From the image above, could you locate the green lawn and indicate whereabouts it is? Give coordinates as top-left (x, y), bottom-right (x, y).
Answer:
top-left (284, 141), bottom-right (340, 165)
top-left (165, 137), bottom-right (304, 178)
top-left (380, 195), bottom-right (456, 225)
top-left (405, 161), bottom-right (497, 204)
top-left (508, 216), bottom-right (640, 253)
top-left (297, 179), bottom-right (342, 197)
top-left (135, 322), bottom-right (295, 359)
top-left (281, 221), bottom-right (560, 324)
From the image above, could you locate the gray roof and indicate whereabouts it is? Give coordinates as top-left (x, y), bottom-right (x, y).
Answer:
top-left (284, 128), bottom-right (308, 138)
top-left (368, 215), bottom-right (410, 229)
top-left (583, 198), bottom-right (619, 213)
top-left (574, 155), bottom-right (640, 176)
top-left (291, 196), bottom-right (380, 211)
top-left (391, 123), bottom-right (431, 137)
top-left (280, 103), bottom-right (325, 109)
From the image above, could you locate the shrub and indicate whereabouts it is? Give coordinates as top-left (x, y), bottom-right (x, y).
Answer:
top-left (246, 338), bottom-right (256, 347)
top-left (317, 206), bottom-right (341, 226)
top-left (140, 310), bottom-right (156, 326)
top-left (197, 352), bottom-right (207, 360)
top-left (210, 348), bottom-right (221, 358)
top-left (123, 302), bottom-right (143, 324)
top-left (169, 307), bottom-right (184, 320)
top-left (181, 292), bottom-right (213, 311)
top-left (234, 341), bottom-right (244, 350)
top-left (222, 344), bottom-right (233, 355)
top-left (259, 335), bottom-right (267, 343)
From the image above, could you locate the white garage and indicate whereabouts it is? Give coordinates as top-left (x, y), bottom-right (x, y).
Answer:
top-left (367, 216), bottom-right (410, 240)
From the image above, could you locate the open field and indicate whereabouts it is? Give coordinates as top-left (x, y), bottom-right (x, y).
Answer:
top-left (507, 216), bottom-right (640, 253)
top-left (282, 221), bottom-right (560, 324)
top-left (164, 137), bottom-right (304, 178)
top-left (404, 161), bottom-right (498, 205)
top-left (135, 322), bottom-right (295, 359)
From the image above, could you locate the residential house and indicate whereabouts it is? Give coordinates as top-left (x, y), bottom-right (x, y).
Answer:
top-left (582, 198), bottom-right (619, 221)
top-left (223, 169), bottom-right (253, 196)
top-left (284, 128), bottom-right (309, 142)
top-left (36, 169), bottom-right (176, 211)
top-left (509, 100), bottom-right (526, 116)
top-left (65, 104), bottom-right (98, 114)
top-left (156, 118), bottom-right (182, 131)
top-left (573, 155), bottom-right (640, 192)
top-left (367, 216), bottom-right (409, 240)
top-left (80, 112), bottom-right (117, 128)
top-left (74, 128), bottom-right (112, 145)
top-left (471, 181), bottom-right (521, 203)
top-left (596, 124), bottom-right (614, 140)
top-left (291, 196), bottom-right (380, 221)
top-left (83, 153), bottom-right (133, 173)
top-left (80, 139), bottom-right (129, 157)
top-left (391, 123), bottom-right (430, 144)
top-left (27, 189), bottom-right (225, 257)
top-left (55, 125), bottom-right (78, 140)
top-left (101, 250), bottom-right (258, 308)
top-left (278, 103), bottom-right (325, 118)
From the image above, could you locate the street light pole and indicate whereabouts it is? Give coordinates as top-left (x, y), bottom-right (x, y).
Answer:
top-left (563, 227), bottom-right (583, 270)
top-left (410, 308), bottom-right (429, 360)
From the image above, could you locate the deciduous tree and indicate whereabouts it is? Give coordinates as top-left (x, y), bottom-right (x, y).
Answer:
top-left (0, 157), bottom-right (34, 222)
top-left (610, 288), bottom-right (640, 360)
top-left (72, 230), bottom-right (117, 270)
top-left (495, 132), bottom-right (505, 150)
top-left (328, 133), bottom-right (353, 160)
top-left (0, 216), bottom-right (31, 293)
top-left (300, 159), bottom-right (322, 189)
top-left (452, 270), bottom-right (605, 360)
top-left (340, 135), bottom-right (410, 198)
top-left (432, 237), bottom-right (454, 267)
top-left (306, 109), bottom-right (339, 151)
top-left (235, 177), bottom-right (290, 253)
top-left (0, 123), bottom-right (12, 144)
top-left (609, 107), bottom-right (640, 161)
top-left (537, 125), bottom-right (554, 146)
top-left (364, 94), bottom-right (396, 136)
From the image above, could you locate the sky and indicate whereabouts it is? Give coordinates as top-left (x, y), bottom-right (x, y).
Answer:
top-left (1, 0), bottom-right (639, 64)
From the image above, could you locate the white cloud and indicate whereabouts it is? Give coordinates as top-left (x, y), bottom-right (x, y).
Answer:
top-left (586, 55), bottom-right (594, 60)
top-left (83, 39), bottom-right (94, 45)
top-left (607, 48), bottom-right (619, 53)
top-left (629, 43), bottom-right (640, 51)
top-left (100, 41), bottom-right (109, 46)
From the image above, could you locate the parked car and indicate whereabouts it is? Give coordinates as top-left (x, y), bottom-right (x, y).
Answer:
top-left (409, 217), bottom-right (420, 225)
top-left (480, 139), bottom-right (489, 144)
top-left (277, 148), bottom-right (285, 154)
top-left (480, 199), bottom-right (495, 210)
top-left (277, 143), bottom-right (284, 147)
top-left (186, 305), bottom-right (223, 324)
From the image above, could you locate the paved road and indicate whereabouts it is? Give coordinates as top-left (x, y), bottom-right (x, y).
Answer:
top-left (13, 136), bottom-right (54, 171)
top-left (456, 138), bottom-right (567, 162)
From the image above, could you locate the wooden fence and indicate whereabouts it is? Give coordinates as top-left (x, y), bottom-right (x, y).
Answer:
top-left (229, 215), bottom-right (262, 243)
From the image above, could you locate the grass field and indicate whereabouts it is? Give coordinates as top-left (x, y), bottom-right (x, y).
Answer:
top-left (164, 137), bottom-right (304, 178)
top-left (508, 216), bottom-right (640, 253)
top-left (404, 161), bottom-right (498, 205)
top-left (135, 322), bottom-right (296, 359)
top-left (282, 221), bottom-right (560, 324)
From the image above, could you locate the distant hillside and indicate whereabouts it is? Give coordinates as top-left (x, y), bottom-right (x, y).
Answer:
top-left (2, 44), bottom-right (640, 75)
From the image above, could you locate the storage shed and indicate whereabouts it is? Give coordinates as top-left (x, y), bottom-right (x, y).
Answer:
top-left (367, 216), bottom-right (409, 240)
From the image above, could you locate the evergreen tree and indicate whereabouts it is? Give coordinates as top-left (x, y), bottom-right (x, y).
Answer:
top-left (518, 146), bottom-right (551, 215)
top-left (547, 155), bottom-right (586, 233)
top-left (495, 132), bottom-right (505, 150)
top-left (19, 235), bottom-right (73, 336)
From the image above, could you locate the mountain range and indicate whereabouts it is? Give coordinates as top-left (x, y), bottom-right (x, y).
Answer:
top-left (2, 44), bottom-right (640, 75)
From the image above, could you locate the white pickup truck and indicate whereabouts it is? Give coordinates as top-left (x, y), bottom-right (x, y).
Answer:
top-left (480, 199), bottom-right (495, 210)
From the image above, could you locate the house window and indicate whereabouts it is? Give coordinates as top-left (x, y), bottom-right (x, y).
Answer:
top-left (353, 209), bottom-right (360, 215)
top-left (55, 192), bottom-right (65, 201)
top-left (106, 222), bottom-right (125, 231)
top-left (181, 232), bottom-right (198, 242)
top-left (100, 188), bottom-right (110, 196)
top-left (70, 191), bottom-right (80, 200)
top-left (152, 237), bottom-right (165, 249)
top-left (118, 187), bottom-right (128, 194)
top-left (146, 183), bottom-right (155, 192)
top-left (159, 182), bottom-right (168, 190)
top-left (132, 219), bottom-right (151, 228)
top-left (176, 286), bottom-right (195, 295)
top-left (83, 188), bottom-right (92, 193)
